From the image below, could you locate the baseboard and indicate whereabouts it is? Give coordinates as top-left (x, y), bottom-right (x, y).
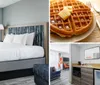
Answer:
top-left (0, 68), bottom-right (33, 81)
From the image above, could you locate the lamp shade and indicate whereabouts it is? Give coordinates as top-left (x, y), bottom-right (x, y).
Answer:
top-left (0, 24), bottom-right (4, 30)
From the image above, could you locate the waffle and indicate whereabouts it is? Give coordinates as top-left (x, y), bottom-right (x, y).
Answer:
top-left (50, 0), bottom-right (93, 37)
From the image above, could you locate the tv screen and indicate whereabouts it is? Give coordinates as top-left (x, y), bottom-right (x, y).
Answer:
top-left (63, 57), bottom-right (69, 61)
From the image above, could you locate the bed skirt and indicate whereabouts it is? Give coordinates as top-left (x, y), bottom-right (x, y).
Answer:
top-left (0, 57), bottom-right (45, 72)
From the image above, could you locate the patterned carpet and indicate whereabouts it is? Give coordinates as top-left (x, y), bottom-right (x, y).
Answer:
top-left (51, 70), bottom-right (73, 85)
top-left (0, 76), bottom-right (35, 85)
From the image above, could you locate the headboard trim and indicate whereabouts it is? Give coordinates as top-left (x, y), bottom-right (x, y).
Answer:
top-left (5, 22), bottom-right (48, 47)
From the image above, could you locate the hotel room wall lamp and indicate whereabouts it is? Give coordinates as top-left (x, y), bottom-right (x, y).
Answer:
top-left (0, 24), bottom-right (4, 41)
top-left (0, 24), bottom-right (4, 30)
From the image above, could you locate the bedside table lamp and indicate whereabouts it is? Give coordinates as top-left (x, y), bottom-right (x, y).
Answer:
top-left (0, 24), bottom-right (4, 41)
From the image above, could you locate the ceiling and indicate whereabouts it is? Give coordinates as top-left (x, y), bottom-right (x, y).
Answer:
top-left (50, 43), bottom-right (70, 53)
top-left (0, 0), bottom-right (21, 8)
top-left (74, 44), bottom-right (100, 48)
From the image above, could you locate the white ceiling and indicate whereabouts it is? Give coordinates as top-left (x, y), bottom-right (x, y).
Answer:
top-left (50, 43), bottom-right (70, 53)
top-left (0, 0), bottom-right (21, 8)
top-left (74, 44), bottom-right (100, 48)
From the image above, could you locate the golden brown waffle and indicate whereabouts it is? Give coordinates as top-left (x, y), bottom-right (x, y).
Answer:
top-left (50, 0), bottom-right (93, 37)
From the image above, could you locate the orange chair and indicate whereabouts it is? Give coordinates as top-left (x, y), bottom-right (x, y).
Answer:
top-left (63, 63), bottom-right (69, 69)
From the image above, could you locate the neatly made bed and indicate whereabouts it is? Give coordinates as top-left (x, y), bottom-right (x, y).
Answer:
top-left (0, 22), bottom-right (48, 72)
top-left (0, 42), bottom-right (44, 62)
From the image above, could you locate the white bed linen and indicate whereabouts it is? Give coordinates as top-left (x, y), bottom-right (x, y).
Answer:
top-left (0, 42), bottom-right (44, 62)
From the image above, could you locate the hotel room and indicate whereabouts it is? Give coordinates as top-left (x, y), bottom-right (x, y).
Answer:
top-left (50, 43), bottom-right (71, 85)
top-left (50, 43), bottom-right (100, 85)
top-left (0, 0), bottom-right (49, 85)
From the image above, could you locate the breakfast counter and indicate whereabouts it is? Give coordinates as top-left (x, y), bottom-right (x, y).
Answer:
top-left (72, 63), bottom-right (100, 85)
top-left (72, 64), bottom-right (100, 69)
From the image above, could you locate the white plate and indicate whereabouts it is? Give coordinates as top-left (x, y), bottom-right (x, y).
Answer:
top-left (50, 13), bottom-right (96, 42)
top-left (92, 2), bottom-right (100, 12)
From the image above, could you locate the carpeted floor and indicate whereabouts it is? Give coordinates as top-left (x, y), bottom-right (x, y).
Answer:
top-left (0, 76), bottom-right (35, 85)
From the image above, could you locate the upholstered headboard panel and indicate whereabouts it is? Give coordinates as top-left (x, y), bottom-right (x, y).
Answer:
top-left (7, 24), bottom-right (44, 47)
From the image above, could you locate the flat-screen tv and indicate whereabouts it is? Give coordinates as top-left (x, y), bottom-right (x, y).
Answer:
top-left (63, 57), bottom-right (69, 61)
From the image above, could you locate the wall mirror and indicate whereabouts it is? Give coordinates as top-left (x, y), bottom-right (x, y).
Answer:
top-left (85, 47), bottom-right (100, 59)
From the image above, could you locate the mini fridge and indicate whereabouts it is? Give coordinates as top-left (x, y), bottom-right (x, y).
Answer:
top-left (94, 70), bottom-right (100, 85)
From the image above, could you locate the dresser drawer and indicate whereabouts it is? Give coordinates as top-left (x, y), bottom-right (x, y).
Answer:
top-left (81, 68), bottom-right (93, 85)
top-left (81, 77), bottom-right (93, 84)
top-left (81, 80), bottom-right (93, 85)
top-left (81, 68), bottom-right (93, 74)
top-left (81, 72), bottom-right (93, 80)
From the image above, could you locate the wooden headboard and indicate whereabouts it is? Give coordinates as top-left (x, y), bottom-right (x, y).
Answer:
top-left (4, 22), bottom-right (49, 63)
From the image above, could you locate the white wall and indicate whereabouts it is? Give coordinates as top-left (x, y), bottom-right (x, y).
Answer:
top-left (3, 0), bottom-right (48, 26)
top-left (71, 44), bottom-right (80, 63)
top-left (71, 44), bottom-right (100, 64)
top-left (50, 50), bottom-right (59, 70)
top-left (61, 52), bottom-right (70, 58)
top-left (80, 44), bottom-right (100, 64)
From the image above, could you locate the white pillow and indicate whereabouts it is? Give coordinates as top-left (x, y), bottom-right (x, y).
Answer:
top-left (3, 34), bottom-right (14, 43)
top-left (12, 34), bottom-right (27, 45)
top-left (26, 32), bottom-right (35, 46)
